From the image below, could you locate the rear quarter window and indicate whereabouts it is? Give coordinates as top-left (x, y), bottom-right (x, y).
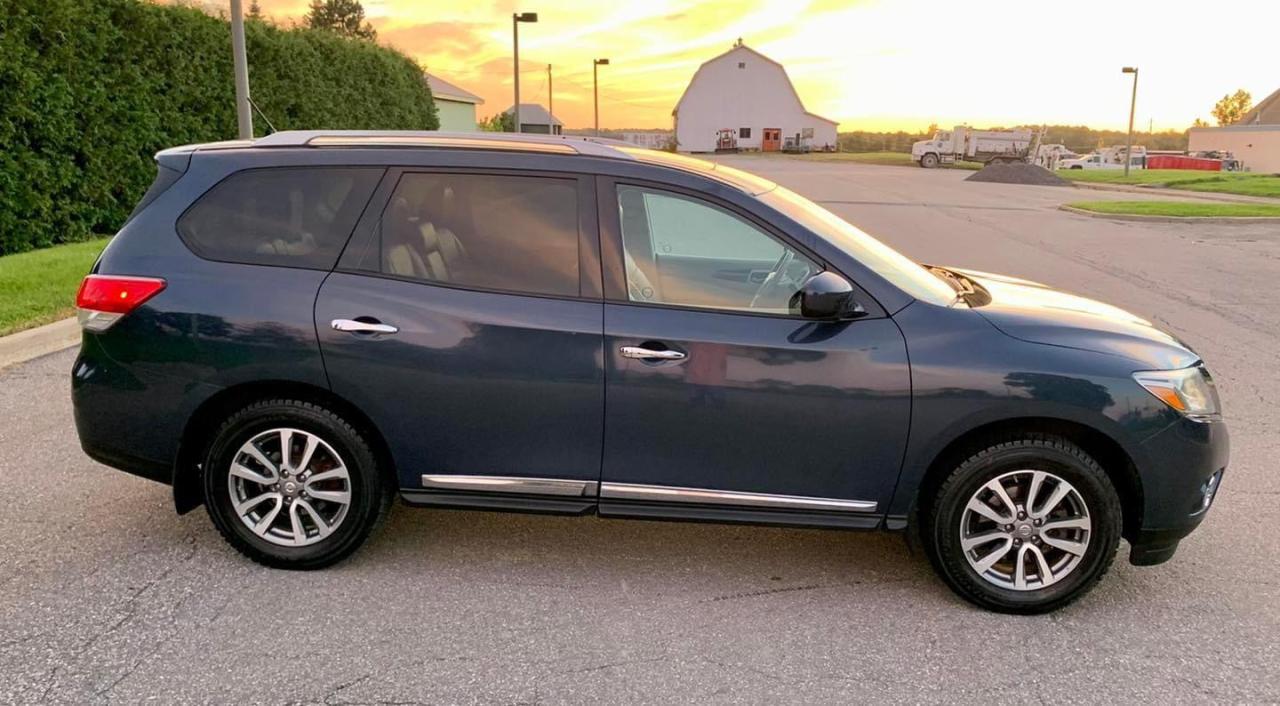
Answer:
top-left (178, 167), bottom-right (381, 269)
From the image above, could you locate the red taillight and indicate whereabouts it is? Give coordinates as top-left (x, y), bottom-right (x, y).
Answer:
top-left (75, 275), bottom-right (166, 331)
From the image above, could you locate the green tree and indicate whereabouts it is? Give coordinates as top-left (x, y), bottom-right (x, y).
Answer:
top-left (0, 0), bottom-right (435, 255)
top-left (248, 0), bottom-right (262, 19)
top-left (1211, 89), bottom-right (1252, 126)
top-left (304, 0), bottom-right (376, 40)
top-left (478, 111), bottom-right (514, 132)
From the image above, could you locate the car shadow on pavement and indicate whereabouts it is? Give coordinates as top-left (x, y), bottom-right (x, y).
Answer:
top-left (344, 502), bottom-right (952, 605)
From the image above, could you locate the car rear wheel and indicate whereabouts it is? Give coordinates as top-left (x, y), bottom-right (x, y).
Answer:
top-left (203, 399), bottom-right (390, 569)
top-left (924, 434), bottom-right (1121, 613)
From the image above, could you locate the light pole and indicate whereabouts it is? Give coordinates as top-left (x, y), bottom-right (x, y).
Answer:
top-left (593, 58), bottom-right (609, 136)
top-left (547, 64), bottom-right (553, 120)
top-left (1122, 66), bottom-right (1138, 177)
top-left (512, 12), bottom-right (538, 133)
top-left (229, 0), bottom-right (252, 139)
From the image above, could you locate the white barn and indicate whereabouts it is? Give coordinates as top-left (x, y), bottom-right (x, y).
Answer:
top-left (673, 40), bottom-right (838, 153)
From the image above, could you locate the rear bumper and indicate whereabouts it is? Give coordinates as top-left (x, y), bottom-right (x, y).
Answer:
top-left (1128, 416), bottom-right (1229, 566)
top-left (71, 336), bottom-right (209, 486)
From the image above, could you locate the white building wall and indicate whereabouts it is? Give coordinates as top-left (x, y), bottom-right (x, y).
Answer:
top-left (674, 46), bottom-right (837, 153)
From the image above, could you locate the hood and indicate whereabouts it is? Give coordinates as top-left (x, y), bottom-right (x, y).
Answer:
top-left (954, 268), bottom-right (1198, 370)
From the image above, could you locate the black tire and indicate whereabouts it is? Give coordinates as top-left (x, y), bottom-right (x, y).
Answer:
top-left (203, 399), bottom-right (391, 570)
top-left (923, 434), bottom-right (1121, 614)
top-left (919, 153), bottom-right (939, 168)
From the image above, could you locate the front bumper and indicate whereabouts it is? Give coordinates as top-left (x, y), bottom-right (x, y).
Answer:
top-left (1128, 416), bottom-right (1229, 565)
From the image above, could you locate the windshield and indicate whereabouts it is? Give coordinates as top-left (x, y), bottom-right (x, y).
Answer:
top-left (760, 185), bottom-right (958, 306)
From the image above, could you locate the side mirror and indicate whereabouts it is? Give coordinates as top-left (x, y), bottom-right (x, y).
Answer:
top-left (791, 271), bottom-right (865, 320)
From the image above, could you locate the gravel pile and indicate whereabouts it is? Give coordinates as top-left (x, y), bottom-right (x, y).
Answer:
top-left (965, 162), bottom-right (1069, 186)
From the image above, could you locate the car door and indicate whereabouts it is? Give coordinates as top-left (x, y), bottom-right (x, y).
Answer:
top-left (596, 179), bottom-right (911, 526)
top-left (315, 167), bottom-right (604, 508)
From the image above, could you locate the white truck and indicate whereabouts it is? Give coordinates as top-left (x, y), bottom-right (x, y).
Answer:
top-left (1059, 145), bottom-right (1146, 170)
top-left (911, 126), bottom-right (1034, 168)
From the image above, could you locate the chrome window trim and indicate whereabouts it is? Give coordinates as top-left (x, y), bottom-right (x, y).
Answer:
top-left (421, 475), bottom-right (598, 497)
top-left (599, 482), bottom-right (878, 513)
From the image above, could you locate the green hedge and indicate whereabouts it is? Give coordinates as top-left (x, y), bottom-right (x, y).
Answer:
top-left (0, 0), bottom-right (437, 255)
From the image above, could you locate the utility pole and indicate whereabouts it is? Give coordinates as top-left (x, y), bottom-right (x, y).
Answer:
top-left (230, 0), bottom-right (253, 139)
top-left (1122, 66), bottom-right (1138, 177)
top-left (593, 58), bottom-right (610, 137)
top-left (547, 64), bottom-right (553, 120)
top-left (512, 12), bottom-right (538, 133)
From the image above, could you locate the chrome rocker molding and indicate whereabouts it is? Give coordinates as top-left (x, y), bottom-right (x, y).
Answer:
top-left (415, 475), bottom-right (877, 513)
top-left (599, 482), bottom-right (878, 513)
top-left (420, 474), bottom-right (597, 497)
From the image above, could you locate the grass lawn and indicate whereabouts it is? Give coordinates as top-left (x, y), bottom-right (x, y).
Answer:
top-left (1066, 201), bottom-right (1280, 218)
top-left (0, 238), bottom-right (110, 336)
top-left (798, 151), bottom-right (984, 170)
top-left (1057, 169), bottom-right (1280, 198)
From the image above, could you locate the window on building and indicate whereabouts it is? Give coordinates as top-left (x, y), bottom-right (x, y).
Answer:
top-left (802, 127), bottom-right (815, 139)
top-left (737, 61), bottom-right (746, 69)
top-left (739, 127), bottom-right (751, 139)
top-left (178, 168), bottom-right (381, 270)
top-left (378, 173), bottom-right (580, 297)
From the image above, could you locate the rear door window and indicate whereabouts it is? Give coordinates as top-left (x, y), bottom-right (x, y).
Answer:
top-left (376, 172), bottom-right (580, 297)
top-left (179, 167), bottom-right (381, 269)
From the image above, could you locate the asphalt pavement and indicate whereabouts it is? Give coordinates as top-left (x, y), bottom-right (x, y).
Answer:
top-left (2, 157), bottom-right (1277, 704)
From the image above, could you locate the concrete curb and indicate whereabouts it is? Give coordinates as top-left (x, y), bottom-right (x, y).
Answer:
top-left (0, 317), bottom-right (79, 372)
top-left (1070, 180), bottom-right (1280, 205)
top-left (1058, 204), bottom-right (1280, 224)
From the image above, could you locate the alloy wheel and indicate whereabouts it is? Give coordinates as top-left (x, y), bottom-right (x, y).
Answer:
top-left (959, 469), bottom-right (1091, 591)
top-left (227, 428), bottom-right (352, 547)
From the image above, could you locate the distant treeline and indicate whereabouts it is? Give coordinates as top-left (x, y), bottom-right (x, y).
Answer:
top-left (1, 0), bottom-right (437, 255)
top-left (839, 126), bottom-right (1191, 154)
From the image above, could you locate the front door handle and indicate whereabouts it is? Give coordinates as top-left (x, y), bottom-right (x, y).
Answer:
top-left (332, 318), bottom-right (399, 334)
top-left (620, 346), bottom-right (686, 361)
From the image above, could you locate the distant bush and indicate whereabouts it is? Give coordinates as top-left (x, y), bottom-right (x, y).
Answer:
top-left (0, 0), bottom-right (437, 255)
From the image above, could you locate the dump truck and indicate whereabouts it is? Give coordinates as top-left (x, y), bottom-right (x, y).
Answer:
top-left (911, 126), bottom-right (1034, 168)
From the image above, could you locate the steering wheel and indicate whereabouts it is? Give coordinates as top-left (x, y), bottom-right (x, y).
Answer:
top-left (748, 248), bottom-right (799, 310)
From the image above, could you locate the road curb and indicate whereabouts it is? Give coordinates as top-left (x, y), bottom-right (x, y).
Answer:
top-left (0, 317), bottom-right (79, 372)
top-left (1070, 180), bottom-right (1280, 205)
top-left (1058, 204), bottom-right (1280, 224)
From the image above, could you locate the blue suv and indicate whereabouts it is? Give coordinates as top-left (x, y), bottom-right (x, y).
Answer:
top-left (72, 131), bottom-right (1227, 613)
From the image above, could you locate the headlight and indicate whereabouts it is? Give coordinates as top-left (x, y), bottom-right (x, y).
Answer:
top-left (1133, 364), bottom-right (1220, 420)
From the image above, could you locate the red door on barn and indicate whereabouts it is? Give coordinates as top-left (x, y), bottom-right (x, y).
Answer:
top-left (762, 128), bottom-right (781, 152)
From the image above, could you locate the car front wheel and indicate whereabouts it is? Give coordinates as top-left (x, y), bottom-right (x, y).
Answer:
top-left (925, 434), bottom-right (1122, 613)
top-left (203, 399), bottom-right (390, 569)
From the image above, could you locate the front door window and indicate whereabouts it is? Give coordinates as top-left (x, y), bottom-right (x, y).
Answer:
top-left (616, 185), bottom-right (818, 315)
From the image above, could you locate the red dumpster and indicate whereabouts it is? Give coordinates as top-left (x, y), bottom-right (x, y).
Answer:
top-left (1147, 155), bottom-right (1222, 171)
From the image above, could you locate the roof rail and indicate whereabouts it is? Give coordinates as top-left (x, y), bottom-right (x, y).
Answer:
top-left (251, 130), bottom-right (633, 159)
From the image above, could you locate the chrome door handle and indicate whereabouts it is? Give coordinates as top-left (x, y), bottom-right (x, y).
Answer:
top-left (620, 346), bottom-right (686, 361)
top-left (331, 318), bottom-right (398, 334)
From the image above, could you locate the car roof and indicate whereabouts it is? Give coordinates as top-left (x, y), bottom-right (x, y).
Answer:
top-left (157, 130), bottom-right (777, 196)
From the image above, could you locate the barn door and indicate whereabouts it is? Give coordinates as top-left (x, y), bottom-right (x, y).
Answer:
top-left (762, 128), bottom-right (781, 152)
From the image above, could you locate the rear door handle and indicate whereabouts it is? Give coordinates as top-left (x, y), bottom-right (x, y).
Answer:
top-left (331, 318), bottom-right (398, 334)
top-left (620, 346), bottom-right (686, 361)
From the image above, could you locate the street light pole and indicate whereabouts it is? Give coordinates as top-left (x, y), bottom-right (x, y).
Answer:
top-left (593, 58), bottom-right (610, 137)
top-left (1122, 66), bottom-right (1138, 177)
top-left (547, 64), bottom-right (553, 120)
top-left (229, 0), bottom-right (253, 139)
top-left (512, 12), bottom-right (538, 133)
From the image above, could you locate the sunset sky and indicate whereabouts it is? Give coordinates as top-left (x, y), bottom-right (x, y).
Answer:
top-left (248, 0), bottom-right (1276, 132)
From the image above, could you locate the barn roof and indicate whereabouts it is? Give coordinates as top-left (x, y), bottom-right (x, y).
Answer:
top-left (671, 42), bottom-right (837, 125)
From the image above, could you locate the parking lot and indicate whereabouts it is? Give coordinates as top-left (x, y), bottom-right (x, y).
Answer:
top-left (3, 157), bottom-right (1277, 703)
